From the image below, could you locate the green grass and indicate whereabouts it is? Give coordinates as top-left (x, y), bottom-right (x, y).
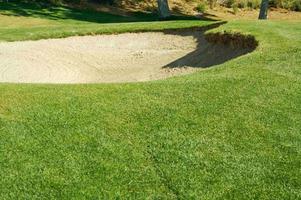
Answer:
top-left (0, 1), bottom-right (214, 41)
top-left (0, 2), bottom-right (301, 199)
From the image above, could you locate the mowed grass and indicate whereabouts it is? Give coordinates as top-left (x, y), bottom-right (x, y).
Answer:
top-left (0, 2), bottom-right (301, 199)
top-left (0, 2), bottom-right (214, 41)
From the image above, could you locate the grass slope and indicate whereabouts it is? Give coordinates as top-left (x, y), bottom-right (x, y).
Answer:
top-left (0, 2), bottom-right (213, 41)
top-left (0, 2), bottom-right (301, 199)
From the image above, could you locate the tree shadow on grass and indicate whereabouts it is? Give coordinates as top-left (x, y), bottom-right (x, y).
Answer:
top-left (161, 22), bottom-right (258, 69)
top-left (0, 1), bottom-right (217, 24)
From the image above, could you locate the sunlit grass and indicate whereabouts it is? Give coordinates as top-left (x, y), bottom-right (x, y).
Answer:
top-left (0, 2), bottom-right (300, 199)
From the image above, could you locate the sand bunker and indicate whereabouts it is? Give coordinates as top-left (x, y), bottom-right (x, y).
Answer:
top-left (0, 29), bottom-right (254, 83)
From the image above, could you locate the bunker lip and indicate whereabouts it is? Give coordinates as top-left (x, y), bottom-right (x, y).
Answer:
top-left (0, 28), bottom-right (257, 84)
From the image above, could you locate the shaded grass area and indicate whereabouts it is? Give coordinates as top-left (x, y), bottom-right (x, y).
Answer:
top-left (0, 19), bottom-right (300, 199)
top-left (0, 1), bottom-right (214, 41)
top-left (0, 1), bottom-right (158, 23)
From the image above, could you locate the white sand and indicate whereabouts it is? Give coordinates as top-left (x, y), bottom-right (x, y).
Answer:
top-left (0, 31), bottom-right (201, 83)
top-left (0, 30), bottom-right (249, 83)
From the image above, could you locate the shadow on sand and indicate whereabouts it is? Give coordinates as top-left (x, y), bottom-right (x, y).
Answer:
top-left (161, 22), bottom-right (258, 69)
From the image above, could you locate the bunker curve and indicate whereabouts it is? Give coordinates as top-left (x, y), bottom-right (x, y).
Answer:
top-left (0, 29), bottom-right (257, 84)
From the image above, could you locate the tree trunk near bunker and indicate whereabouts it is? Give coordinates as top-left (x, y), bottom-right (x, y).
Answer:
top-left (157, 0), bottom-right (171, 19)
top-left (258, 0), bottom-right (269, 19)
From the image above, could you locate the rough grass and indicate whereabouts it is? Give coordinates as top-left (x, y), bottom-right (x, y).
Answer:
top-left (0, 2), bottom-right (301, 199)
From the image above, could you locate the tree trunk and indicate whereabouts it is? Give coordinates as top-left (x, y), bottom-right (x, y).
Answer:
top-left (157, 0), bottom-right (171, 19)
top-left (258, 0), bottom-right (269, 19)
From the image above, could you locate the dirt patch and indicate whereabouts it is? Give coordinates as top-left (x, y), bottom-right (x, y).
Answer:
top-left (0, 30), bottom-right (255, 84)
top-left (207, 7), bottom-right (301, 21)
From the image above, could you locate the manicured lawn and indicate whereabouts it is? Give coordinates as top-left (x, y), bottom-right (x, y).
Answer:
top-left (0, 2), bottom-right (214, 41)
top-left (0, 2), bottom-right (301, 199)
